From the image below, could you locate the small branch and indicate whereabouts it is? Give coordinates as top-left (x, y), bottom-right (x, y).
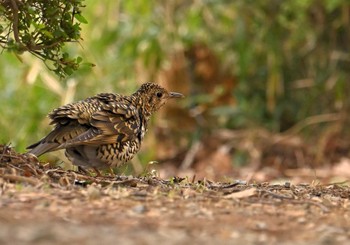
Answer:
top-left (282, 113), bottom-right (342, 137)
top-left (9, 0), bottom-right (21, 43)
top-left (0, 174), bottom-right (39, 185)
top-left (180, 141), bottom-right (201, 170)
top-left (258, 189), bottom-right (294, 200)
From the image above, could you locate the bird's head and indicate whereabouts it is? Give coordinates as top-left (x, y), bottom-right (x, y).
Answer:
top-left (133, 82), bottom-right (184, 118)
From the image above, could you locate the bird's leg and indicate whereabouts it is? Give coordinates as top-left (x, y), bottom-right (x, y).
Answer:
top-left (77, 166), bottom-right (105, 177)
top-left (77, 166), bottom-right (90, 175)
top-left (108, 167), bottom-right (115, 176)
top-left (93, 167), bottom-right (103, 177)
top-left (77, 166), bottom-right (102, 177)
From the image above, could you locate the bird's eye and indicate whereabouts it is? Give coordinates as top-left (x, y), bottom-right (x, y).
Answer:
top-left (156, 92), bottom-right (163, 98)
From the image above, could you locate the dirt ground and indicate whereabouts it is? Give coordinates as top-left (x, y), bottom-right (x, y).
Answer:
top-left (0, 145), bottom-right (349, 245)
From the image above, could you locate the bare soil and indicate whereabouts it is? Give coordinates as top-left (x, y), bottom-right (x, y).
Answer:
top-left (0, 145), bottom-right (349, 245)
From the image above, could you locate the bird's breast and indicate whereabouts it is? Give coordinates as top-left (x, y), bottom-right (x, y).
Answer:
top-left (138, 124), bottom-right (146, 141)
top-left (137, 112), bottom-right (148, 142)
top-left (97, 140), bottom-right (141, 166)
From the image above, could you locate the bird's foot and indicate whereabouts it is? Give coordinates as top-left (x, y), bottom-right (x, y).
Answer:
top-left (77, 166), bottom-right (92, 176)
top-left (93, 167), bottom-right (103, 177)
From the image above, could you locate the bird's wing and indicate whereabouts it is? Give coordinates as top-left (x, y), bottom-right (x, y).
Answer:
top-left (49, 98), bottom-right (100, 125)
top-left (60, 101), bottom-right (142, 147)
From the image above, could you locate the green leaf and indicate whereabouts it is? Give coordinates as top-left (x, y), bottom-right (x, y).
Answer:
top-left (74, 14), bottom-right (88, 24)
top-left (76, 56), bottom-right (83, 63)
top-left (81, 62), bottom-right (96, 67)
top-left (41, 30), bottom-right (54, 38)
top-left (63, 66), bottom-right (74, 76)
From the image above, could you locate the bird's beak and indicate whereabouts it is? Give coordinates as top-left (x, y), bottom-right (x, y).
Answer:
top-left (169, 92), bottom-right (184, 98)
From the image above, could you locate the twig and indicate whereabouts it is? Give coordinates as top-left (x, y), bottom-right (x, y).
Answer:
top-left (180, 141), bottom-right (201, 170)
top-left (281, 113), bottom-right (342, 137)
top-left (9, 0), bottom-right (21, 43)
top-left (258, 189), bottom-right (294, 200)
top-left (0, 154), bottom-right (21, 160)
top-left (0, 174), bottom-right (39, 185)
top-left (0, 144), bottom-right (12, 162)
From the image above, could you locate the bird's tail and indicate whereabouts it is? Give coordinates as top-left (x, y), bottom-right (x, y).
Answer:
top-left (26, 139), bottom-right (60, 157)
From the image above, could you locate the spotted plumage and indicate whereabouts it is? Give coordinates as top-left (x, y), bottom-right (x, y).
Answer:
top-left (27, 82), bottom-right (183, 171)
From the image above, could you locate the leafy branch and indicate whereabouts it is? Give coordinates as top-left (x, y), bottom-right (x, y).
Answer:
top-left (0, 0), bottom-right (88, 77)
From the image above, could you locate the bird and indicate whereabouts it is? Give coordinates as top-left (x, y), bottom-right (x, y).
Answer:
top-left (27, 82), bottom-right (184, 174)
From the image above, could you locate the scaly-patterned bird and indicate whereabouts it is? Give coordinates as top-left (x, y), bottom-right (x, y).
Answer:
top-left (27, 82), bottom-right (184, 173)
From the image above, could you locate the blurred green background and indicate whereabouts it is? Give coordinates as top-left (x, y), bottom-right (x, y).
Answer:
top-left (1, 0), bottom-right (350, 175)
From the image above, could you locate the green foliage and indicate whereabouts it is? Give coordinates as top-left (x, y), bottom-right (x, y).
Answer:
top-left (0, 52), bottom-right (57, 150)
top-left (228, 0), bottom-right (350, 132)
top-left (0, 0), bottom-right (87, 77)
